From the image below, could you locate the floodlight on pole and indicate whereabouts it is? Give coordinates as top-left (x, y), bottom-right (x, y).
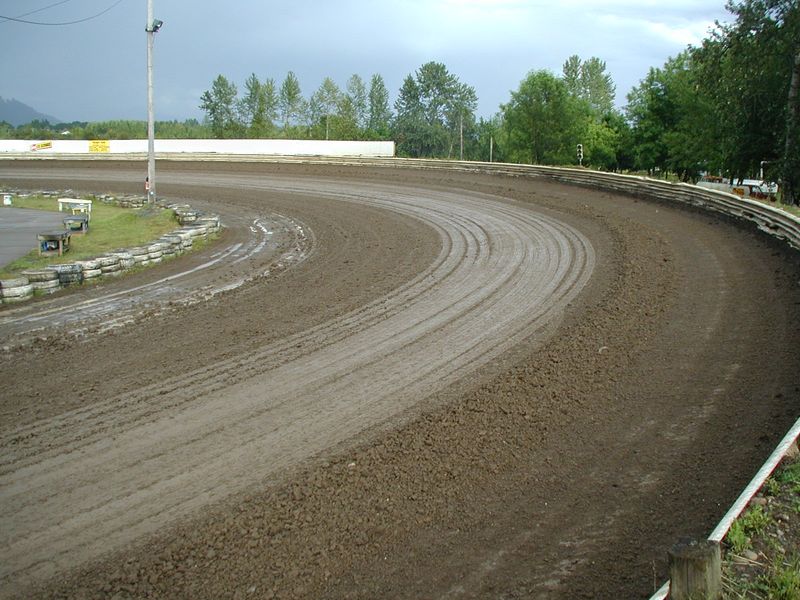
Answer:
top-left (145, 0), bottom-right (162, 203)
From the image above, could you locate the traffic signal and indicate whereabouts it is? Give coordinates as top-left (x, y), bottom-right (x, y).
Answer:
top-left (577, 143), bottom-right (583, 159)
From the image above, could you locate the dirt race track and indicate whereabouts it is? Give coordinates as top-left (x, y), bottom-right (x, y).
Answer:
top-left (1, 160), bottom-right (799, 599)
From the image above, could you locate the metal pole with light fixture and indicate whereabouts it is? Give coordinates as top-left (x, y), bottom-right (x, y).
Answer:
top-left (145, 0), bottom-right (163, 203)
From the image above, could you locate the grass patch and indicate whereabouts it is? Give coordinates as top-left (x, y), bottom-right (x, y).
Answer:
top-left (723, 453), bottom-right (800, 599)
top-left (0, 195), bottom-right (177, 278)
top-left (728, 520), bottom-right (751, 554)
top-left (759, 555), bottom-right (800, 600)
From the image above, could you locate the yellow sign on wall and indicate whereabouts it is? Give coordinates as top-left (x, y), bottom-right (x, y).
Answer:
top-left (30, 141), bottom-right (52, 151)
top-left (89, 140), bottom-right (110, 153)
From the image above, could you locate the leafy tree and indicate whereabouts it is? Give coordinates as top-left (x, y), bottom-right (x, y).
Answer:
top-left (623, 0), bottom-right (798, 196)
top-left (626, 53), bottom-right (713, 180)
top-left (694, 0), bottom-right (799, 203)
top-left (602, 111), bottom-right (635, 171)
top-left (332, 94), bottom-right (360, 140)
top-left (238, 73), bottom-right (269, 137)
top-left (562, 55), bottom-right (616, 115)
top-left (502, 70), bottom-right (585, 165)
top-left (278, 71), bottom-right (305, 133)
top-left (367, 74), bottom-right (392, 138)
top-left (345, 74), bottom-right (368, 131)
top-left (471, 115), bottom-right (505, 162)
top-left (394, 75), bottom-right (426, 156)
top-left (200, 75), bottom-right (240, 138)
top-left (583, 118), bottom-right (621, 170)
top-left (262, 78), bottom-right (279, 135)
top-left (393, 61), bottom-right (478, 158)
top-left (309, 77), bottom-right (342, 139)
top-left (156, 119), bottom-right (210, 138)
top-left (446, 81), bottom-right (478, 159)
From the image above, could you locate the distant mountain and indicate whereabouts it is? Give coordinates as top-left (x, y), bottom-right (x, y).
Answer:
top-left (0, 97), bottom-right (62, 127)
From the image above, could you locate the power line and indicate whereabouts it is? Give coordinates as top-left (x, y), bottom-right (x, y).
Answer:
top-left (0, 0), bottom-right (75, 24)
top-left (0, 0), bottom-right (123, 26)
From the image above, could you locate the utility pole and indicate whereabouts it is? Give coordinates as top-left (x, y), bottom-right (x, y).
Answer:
top-left (459, 112), bottom-right (463, 161)
top-left (489, 136), bottom-right (493, 163)
top-left (145, 0), bottom-right (163, 203)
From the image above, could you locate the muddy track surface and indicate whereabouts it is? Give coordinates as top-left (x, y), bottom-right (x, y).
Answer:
top-left (1, 161), bottom-right (799, 599)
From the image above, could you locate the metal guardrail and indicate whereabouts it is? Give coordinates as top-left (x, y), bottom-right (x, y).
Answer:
top-left (648, 418), bottom-right (800, 600)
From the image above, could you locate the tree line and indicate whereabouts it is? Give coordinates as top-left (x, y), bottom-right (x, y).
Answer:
top-left (0, 118), bottom-right (208, 141)
top-left (1, 0), bottom-right (795, 204)
top-left (195, 0), bottom-right (798, 204)
top-left (626, 0), bottom-right (798, 203)
top-left (199, 71), bottom-right (393, 142)
top-left (194, 57), bottom-right (620, 166)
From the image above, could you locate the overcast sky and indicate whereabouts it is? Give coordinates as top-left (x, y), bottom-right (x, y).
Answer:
top-left (0, 0), bottom-right (732, 123)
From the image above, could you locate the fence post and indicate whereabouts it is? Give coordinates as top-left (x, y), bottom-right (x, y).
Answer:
top-left (668, 538), bottom-right (721, 599)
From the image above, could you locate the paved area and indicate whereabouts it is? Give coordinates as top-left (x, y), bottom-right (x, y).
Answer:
top-left (0, 207), bottom-right (66, 269)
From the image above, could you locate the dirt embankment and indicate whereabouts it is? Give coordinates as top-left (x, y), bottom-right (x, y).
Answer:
top-left (1, 161), bottom-right (799, 599)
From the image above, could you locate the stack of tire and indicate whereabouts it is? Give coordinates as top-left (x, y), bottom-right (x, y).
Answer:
top-left (100, 194), bottom-right (147, 209)
top-left (196, 215), bottom-right (221, 234)
top-left (0, 277), bottom-right (33, 303)
top-left (21, 269), bottom-right (60, 296)
top-left (172, 231), bottom-right (194, 252)
top-left (147, 242), bottom-right (166, 265)
top-left (97, 255), bottom-right (122, 277)
top-left (111, 250), bottom-right (135, 270)
top-left (175, 208), bottom-right (199, 226)
top-left (158, 234), bottom-right (183, 257)
top-left (49, 263), bottom-right (83, 286)
top-left (76, 258), bottom-right (102, 282)
top-left (0, 200), bottom-right (223, 306)
top-left (129, 246), bottom-right (150, 267)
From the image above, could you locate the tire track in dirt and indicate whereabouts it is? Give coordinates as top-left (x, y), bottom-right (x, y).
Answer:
top-left (0, 172), bottom-right (594, 594)
top-left (0, 206), bottom-right (310, 345)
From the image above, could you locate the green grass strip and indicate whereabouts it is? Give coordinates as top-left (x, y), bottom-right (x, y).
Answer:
top-left (1, 195), bottom-right (177, 278)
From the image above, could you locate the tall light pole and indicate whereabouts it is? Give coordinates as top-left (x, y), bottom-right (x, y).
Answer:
top-left (145, 0), bottom-right (162, 203)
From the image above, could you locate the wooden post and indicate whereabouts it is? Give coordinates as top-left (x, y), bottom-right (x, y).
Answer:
top-left (668, 538), bottom-right (721, 600)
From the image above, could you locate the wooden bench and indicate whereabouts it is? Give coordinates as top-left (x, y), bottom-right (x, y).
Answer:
top-left (38, 230), bottom-right (71, 256)
top-left (57, 198), bottom-right (92, 220)
top-left (63, 214), bottom-right (89, 233)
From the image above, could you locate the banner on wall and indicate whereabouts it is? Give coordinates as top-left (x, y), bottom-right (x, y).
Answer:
top-left (89, 140), bottom-right (111, 153)
top-left (30, 141), bottom-right (53, 152)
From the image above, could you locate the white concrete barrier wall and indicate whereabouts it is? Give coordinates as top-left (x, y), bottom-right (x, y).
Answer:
top-left (0, 139), bottom-right (395, 157)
